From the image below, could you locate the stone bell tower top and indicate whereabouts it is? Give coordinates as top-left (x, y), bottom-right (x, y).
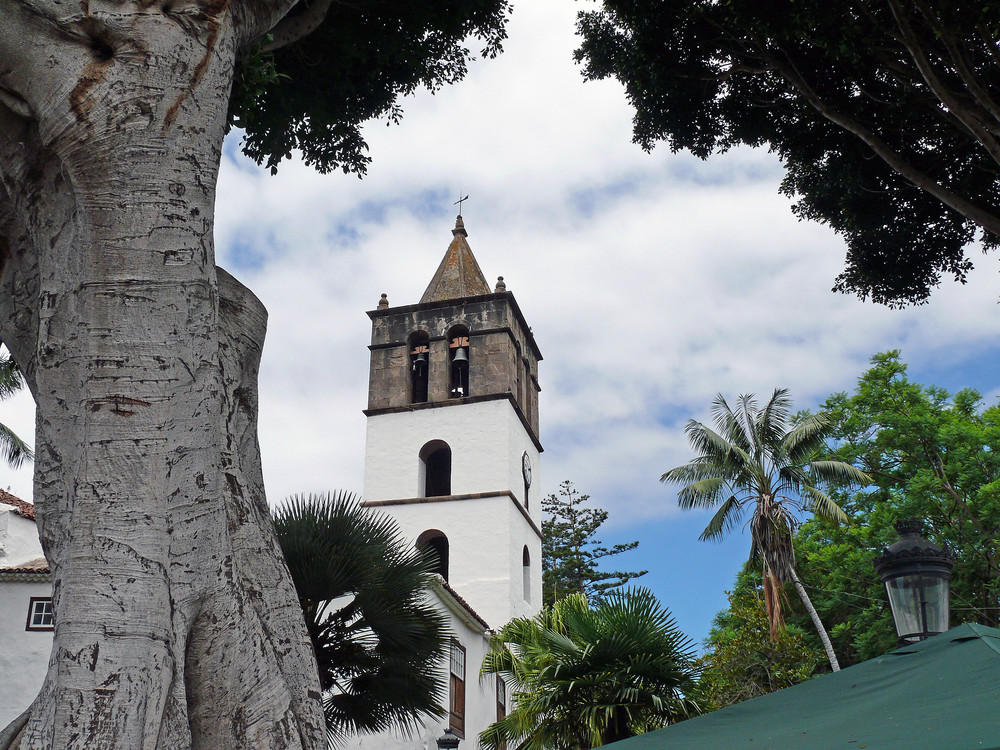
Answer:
top-left (365, 216), bottom-right (542, 445)
top-left (419, 216), bottom-right (491, 303)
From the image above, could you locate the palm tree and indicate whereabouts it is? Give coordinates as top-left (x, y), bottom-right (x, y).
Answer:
top-left (272, 491), bottom-right (448, 744)
top-left (480, 589), bottom-right (700, 750)
top-left (661, 389), bottom-right (870, 673)
top-left (0, 352), bottom-right (32, 468)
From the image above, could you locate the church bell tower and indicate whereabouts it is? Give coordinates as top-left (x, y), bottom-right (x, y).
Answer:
top-left (361, 215), bottom-right (543, 626)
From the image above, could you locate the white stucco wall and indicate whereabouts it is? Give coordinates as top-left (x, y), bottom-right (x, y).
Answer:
top-left (363, 400), bottom-right (542, 528)
top-left (0, 507), bottom-right (44, 568)
top-left (373, 495), bottom-right (540, 627)
top-left (346, 584), bottom-right (498, 750)
top-left (0, 580), bottom-right (53, 727)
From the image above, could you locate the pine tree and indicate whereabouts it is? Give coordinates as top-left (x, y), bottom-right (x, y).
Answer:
top-left (542, 481), bottom-right (647, 606)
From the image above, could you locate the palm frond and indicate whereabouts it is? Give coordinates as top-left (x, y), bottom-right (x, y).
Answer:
top-left (806, 460), bottom-right (872, 488)
top-left (698, 495), bottom-right (743, 541)
top-left (675, 477), bottom-right (726, 510)
top-left (0, 423), bottom-right (33, 468)
top-left (800, 485), bottom-right (849, 525)
top-left (758, 388), bottom-right (793, 449)
top-left (781, 412), bottom-right (830, 462)
top-left (0, 354), bottom-right (24, 400)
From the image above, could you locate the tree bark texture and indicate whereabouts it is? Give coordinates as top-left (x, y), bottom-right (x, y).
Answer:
top-left (0, 2), bottom-right (325, 747)
top-left (788, 568), bottom-right (841, 673)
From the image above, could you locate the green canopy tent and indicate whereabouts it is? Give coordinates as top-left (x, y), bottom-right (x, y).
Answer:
top-left (609, 624), bottom-right (1000, 750)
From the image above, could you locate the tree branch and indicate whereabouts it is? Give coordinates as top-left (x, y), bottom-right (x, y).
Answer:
top-left (912, 0), bottom-right (1000, 130)
top-left (758, 40), bottom-right (1000, 239)
top-left (262, 0), bottom-right (335, 51)
top-left (230, 0), bottom-right (305, 47)
top-left (885, 0), bottom-right (1000, 166)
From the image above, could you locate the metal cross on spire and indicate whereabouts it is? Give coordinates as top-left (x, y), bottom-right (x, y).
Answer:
top-left (454, 193), bottom-right (469, 216)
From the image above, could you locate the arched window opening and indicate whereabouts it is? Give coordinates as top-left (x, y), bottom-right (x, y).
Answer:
top-left (409, 332), bottom-right (430, 404)
top-left (448, 325), bottom-right (470, 399)
top-left (417, 529), bottom-right (450, 581)
top-left (420, 440), bottom-right (452, 497)
top-left (522, 546), bottom-right (531, 602)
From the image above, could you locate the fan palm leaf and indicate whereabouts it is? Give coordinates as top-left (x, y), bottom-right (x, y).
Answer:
top-left (661, 389), bottom-right (871, 672)
top-left (480, 589), bottom-right (700, 750)
top-left (272, 491), bottom-right (447, 744)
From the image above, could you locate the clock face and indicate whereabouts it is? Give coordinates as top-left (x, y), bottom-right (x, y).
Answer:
top-left (522, 452), bottom-right (532, 487)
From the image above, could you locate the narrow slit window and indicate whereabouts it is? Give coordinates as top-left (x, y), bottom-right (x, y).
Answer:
top-left (522, 546), bottom-right (531, 603)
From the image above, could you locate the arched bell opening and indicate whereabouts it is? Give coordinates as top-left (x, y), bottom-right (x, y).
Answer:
top-left (409, 331), bottom-right (430, 404)
top-left (417, 529), bottom-right (450, 581)
top-left (447, 325), bottom-right (470, 399)
top-left (419, 439), bottom-right (452, 498)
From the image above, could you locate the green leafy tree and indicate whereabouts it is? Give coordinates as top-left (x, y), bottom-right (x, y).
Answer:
top-left (0, 352), bottom-right (32, 469)
top-left (574, 0), bottom-right (1000, 306)
top-left (231, 0), bottom-right (511, 175)
top-left (661, 388), bottom-right (871, 672)
top-left (272, 491), bottom-right (448, 744)
top-left (542, 480), bottom-right (647, 606)
top-left (480, 589), bottom-right (700, 750)
top-left (694, 570), bottom-right (823, 711)
top-left (782, 352), bottom-right (1000, 666)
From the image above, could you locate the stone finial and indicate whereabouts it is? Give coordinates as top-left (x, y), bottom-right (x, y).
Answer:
top-left (452, 214), bottom-right (467, 237)
top-left (495, 276), bottom-right (506, 292)
top-left (377, 293), bottom-right (389, 309)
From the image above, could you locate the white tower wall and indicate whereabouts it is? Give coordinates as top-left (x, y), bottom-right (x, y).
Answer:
top-left (363, 399), bottom-right (542, 626)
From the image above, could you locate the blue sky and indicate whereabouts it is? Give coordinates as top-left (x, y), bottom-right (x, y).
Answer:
top-left (3, 0), bottom-right (1000, 647)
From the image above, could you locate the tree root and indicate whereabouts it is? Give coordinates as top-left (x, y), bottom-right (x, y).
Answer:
top-left (0, 703), bottom-right (32, 750)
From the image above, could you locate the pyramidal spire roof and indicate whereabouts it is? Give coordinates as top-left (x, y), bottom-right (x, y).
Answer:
top-left (419, 215), bottom-right (491, 304)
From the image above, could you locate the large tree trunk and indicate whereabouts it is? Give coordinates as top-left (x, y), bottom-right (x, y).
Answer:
top-left (788, 568), bottom-right (841, 673)
top-left (0, 2), bottom-right (325, 747)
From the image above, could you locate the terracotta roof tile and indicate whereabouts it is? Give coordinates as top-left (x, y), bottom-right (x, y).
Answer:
top-left (5, 556), bottom-right (48, 572)
top-left (0, 488), bottom-right (34, 520)
top-left (435, 576), bottom-right (491, 631)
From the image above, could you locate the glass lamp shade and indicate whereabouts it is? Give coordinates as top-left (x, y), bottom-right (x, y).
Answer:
top-left (882, 574), bottom-right (951, 644)
top-left (874, 520), bottom-right (954, 645)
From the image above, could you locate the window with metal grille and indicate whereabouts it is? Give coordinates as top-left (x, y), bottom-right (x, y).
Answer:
top-left (449, 640), bottom-right (466, 736)
top-left (26, 597), bottom-right (53, 632)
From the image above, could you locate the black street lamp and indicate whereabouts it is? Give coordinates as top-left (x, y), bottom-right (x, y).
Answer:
top-left (437, 729), bottom-right (461, 750)
top-left (874, 520), bottom-right (955, 645)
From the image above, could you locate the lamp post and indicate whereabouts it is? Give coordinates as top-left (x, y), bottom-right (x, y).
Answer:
top-left (437, 729), bottom-right (461, 750)
top-left (874, 520), bottom-right (955, 645)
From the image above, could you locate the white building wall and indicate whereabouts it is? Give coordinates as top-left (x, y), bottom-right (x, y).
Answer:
top-left (0, 580), bottom-right (52, 727)
top-left (0, 507), bottom-right (44, 568)
top-left (347, 584), bottom-right (498, 750)
top-left (370, 495), bottom-right (538, 627)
